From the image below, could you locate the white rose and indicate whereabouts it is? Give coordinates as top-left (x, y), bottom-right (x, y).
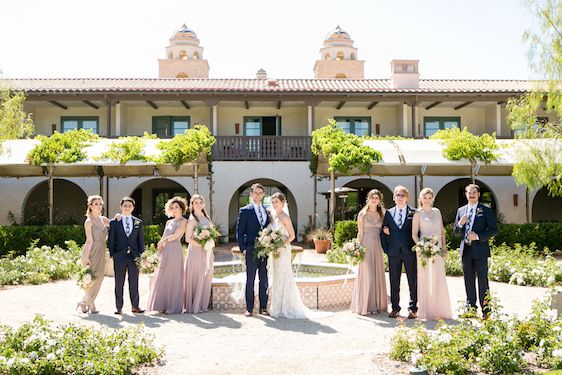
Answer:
top-left (270, 232), bottom-right (278, 240)
top-left (552, 349), bottom-right (562, 359)
top-left (6, 358), bottom-right (14, 368)
top-left (147, 256), bottom-right (155, 264)
top-left (46, 353), bottom-right (55, 361)
top-left (83, 274), bottom-right (92, 283)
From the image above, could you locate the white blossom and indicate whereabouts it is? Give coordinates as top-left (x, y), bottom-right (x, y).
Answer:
top-left (46, 353), bottom-right (55, 361)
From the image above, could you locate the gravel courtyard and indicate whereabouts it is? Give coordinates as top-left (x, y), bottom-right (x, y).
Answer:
top-left (0, 248), bottom-right (551, 375)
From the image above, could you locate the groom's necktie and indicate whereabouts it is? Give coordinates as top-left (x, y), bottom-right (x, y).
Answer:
top-left (397, 209), bottom-right (403, 228)
top-left (125, 217), bottom-right (132, 237)
top-left (257, 206), bottom-right (264, 226)
top-left (464, 207), bottom-right (474, 243)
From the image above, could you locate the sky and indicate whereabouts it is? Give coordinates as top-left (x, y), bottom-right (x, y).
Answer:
top-left (0, 0), bottom-right (537, 80)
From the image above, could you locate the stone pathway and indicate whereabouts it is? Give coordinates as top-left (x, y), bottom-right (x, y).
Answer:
top-left (0, 246), bottom-right (552, 374)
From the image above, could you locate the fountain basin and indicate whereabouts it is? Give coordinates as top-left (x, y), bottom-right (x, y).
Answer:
top-left (211, 261), bottom-right (356, 311)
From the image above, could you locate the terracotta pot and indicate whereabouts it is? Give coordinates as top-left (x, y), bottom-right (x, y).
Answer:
top-left (313, 239), bottom-right (331, 254)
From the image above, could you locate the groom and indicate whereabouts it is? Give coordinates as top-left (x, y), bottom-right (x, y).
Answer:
top-left (236, 183), bottom-right (270, 317)
top-left (381, 185), bottom-right (417, 319)
top-left (108, 196), bottom-right (145, 315)
top-left (454, 184), bottom-right (498, 319)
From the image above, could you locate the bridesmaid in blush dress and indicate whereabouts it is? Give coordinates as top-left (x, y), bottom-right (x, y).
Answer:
top-left (351, 189), bottom-right (388, 315)
top-left (77, 195), bottom-right (110, 314)
top-left (147, 196), bottom-right (188, 314)
top-left (412, 188), bottom-right (452, 320)
top-left (184, 194), bottom-right (214, 313)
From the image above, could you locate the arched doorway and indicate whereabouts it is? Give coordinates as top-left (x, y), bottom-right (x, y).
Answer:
top-left (23, 179), bottom-right (87, 225)
top-left (130, 179), bottom-right (190, 225)
top-left (532, 188), bottom-right (562, 222)
top-left (342, 179), bottom-right (393, 220)
top-left (227, 179), bottom-right (297, 241)
top-left (434, 178), bottom-right (497, 224)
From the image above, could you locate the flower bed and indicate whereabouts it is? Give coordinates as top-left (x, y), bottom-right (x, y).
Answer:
top-left (0, 240), bottom-right (82, 286)
top-left (390, 297), bottom-right (562, 374)
top-left (0, 315), bottom-right (163, 374)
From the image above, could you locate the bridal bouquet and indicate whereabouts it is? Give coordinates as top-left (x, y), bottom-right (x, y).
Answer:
top-left (412, 235), bottom-right (443, 267)
top-left (341, 239), bottom-right (366, 266)
top-left (76, 266), bottom-right (96, 290)
top-left (254, 226), bottom-right (288, 260)
top-left (136, 245), bottom-right (160, 274)
top-left (194, 225), bottom-right (221, 252)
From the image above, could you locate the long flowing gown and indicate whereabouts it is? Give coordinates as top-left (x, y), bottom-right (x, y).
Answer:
top-left (351, 211), bottom-right (388, 315)
top-left (82, 217), bottom-right (107, 307)
top-left (417, 208), bottom-right (452, 320)
top-left (184, 216), bottom-right (214, 313)
top-left (147, 218), bottom-right (185, 314)
top-left (269, 219), bottom-right (331, 319)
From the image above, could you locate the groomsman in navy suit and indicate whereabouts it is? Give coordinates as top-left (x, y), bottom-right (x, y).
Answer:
top-left (109, 196), bottom-right (145, 315)
top-left (454, 184), bottom-right (498, 319)
top-left (381, 186), bottom-right (418, 319)
top-left (236, 183), bottom-right (271, 317)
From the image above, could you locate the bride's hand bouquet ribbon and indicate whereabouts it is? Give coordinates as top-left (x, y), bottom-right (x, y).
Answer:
top-left (412, 235), bottom-right (443, 267)
top-left (76, 266), bottom-right (96, 290)
top-left (341, 239), bottom-right (366, 266)
top-left (194, 225), bottom-right (221, 273)
top-left (135, 244), bottom-right (160, 274)
top-left (254, 226), bottom-right (288, 260)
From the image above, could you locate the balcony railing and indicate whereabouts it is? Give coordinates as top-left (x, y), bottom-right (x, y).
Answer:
top-left (213, 136), bottom-right (311, 161)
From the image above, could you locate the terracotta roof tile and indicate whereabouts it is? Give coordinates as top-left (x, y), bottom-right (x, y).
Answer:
top-left (0, 78), bottom-right (535, 94)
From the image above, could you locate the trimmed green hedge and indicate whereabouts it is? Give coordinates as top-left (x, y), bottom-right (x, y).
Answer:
top-left (332, 220), bottom-right (562, 254)
top-left (0, 225), bottom-right (163, 257)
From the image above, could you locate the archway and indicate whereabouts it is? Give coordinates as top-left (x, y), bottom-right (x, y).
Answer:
top-left (341, 179), bottom-right (393, 221)
top-left (227, 179), bottom-right (297, 242)
top-left (23, 179), bottom-right (87, 225)
top-left (130, 179), bottom-right (190, 225)
top-left (434, 178), bottom-right (498, 224)
top-left (532, 188), bottom-right (562, 222)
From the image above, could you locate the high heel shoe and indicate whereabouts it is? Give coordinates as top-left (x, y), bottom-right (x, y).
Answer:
top-left (76, 301), bottom-right (89, 313)
top-left (88, 305), bottom-right (99, 314)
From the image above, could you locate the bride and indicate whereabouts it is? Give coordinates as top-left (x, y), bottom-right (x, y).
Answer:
top-left (268, 192), bottom-right (330, 319)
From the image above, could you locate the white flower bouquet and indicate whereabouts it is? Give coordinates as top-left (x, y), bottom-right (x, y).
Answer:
top-left (341, 239), bottom-right (366, 266)
top-left (136, 245), bottom-right (160, 274)
top-left (194, 225), bottom-right (221, 252)
top-left (254, 225), bottom-right (288, 260)
top-left (76, 267), bottom-right (95, 289)
top-left (412, 235), bottom-right (443, 267)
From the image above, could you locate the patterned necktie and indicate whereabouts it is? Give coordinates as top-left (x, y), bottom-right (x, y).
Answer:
top-left (126, 217), bottom-right (131, 236)
top-left (397, 209), bottom-right (403, 228)
top-left (464, 208), bottom-right (474, 242)
top-left (257, 206), bottom-right (264, 226)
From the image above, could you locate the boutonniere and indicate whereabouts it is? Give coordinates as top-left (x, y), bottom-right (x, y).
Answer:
top-left (407, 209), bottom-right (415, 218)
top-left (476, 207), bottom-right (484, 216)
top-left (133, 219), bottom-right (141, 227)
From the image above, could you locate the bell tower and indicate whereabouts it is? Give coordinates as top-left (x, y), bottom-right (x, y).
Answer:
top-left (313, 26), bottom-right (364, 79)
top-left (158, 24), bottom-right (210, 78)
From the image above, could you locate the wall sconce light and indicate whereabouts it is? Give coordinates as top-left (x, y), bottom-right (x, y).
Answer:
top-left (513, 194), bottom-right (518, 206)
top-left (375, 123), bottom-right (380, 135)
top-left (235, 123), bottom-right (240, 135)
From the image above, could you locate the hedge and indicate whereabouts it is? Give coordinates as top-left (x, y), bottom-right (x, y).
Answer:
top-left (333, 221), bottom-right (562, 254)
top-left (0, 225), bottom-right (163, 257)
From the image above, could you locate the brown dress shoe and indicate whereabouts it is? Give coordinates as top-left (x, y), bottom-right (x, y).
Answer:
top-left (259, 308), bottom-right (269, 316)
top-left (407, 311), bottom-right (417, 319)
top-left (114, 309), bottom-right (122, 315)
top-left (388, 309), bottom-right (400, 318)
top-left (132, 307), bottom-right (145, 313)
top-left (244, 311), bottom-right (253, 317)
top-left (482, 312), bottom-right (489, 320)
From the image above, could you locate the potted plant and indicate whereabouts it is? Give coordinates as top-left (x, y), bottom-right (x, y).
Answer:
top-left (305, 228), bottom-right (333, 253)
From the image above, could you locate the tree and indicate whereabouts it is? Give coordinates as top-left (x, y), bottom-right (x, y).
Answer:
top-left (430, 127), bottom-right (499, 183)
top-left (507, 0), bottom-right (562, 196)
top-left (311, 120), bottom-right (382, 230)
top-left (0, 89), bottom-right (34, 145)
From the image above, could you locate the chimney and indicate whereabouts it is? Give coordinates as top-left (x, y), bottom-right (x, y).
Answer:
top-left (256, 68), bottom-right (267, 80)
top-left (390, 59), bottom-right (419, 89)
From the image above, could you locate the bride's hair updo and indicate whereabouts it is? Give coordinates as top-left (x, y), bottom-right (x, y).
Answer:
top-left (418, 187), bottom-right (434, 209)
top-left (359, 189), bottom-right (385, 219)
top-left (271, 192), bottom-right (286, 203)
top-left (189, 194), bottom-right (212, 223)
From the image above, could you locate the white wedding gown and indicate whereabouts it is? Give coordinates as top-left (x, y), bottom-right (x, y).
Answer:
top-left (268, 220), bottom-right (331, 319)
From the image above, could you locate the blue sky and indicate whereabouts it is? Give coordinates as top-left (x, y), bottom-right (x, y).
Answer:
top-left (0, 0), bottom-right (536, 80)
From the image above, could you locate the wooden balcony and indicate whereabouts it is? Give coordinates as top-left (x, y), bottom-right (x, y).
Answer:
top-left (213, 136), bottom-right (311, 161)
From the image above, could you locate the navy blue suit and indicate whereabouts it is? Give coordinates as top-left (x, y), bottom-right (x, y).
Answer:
top-left (108, 216), bottom-right (145, 310)
top-left (236, 204), bottom-right (270, 312)
top-left (380, 206), bottom-right (417, 313)
top-left (454, 203), bottom-right (498, 312)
